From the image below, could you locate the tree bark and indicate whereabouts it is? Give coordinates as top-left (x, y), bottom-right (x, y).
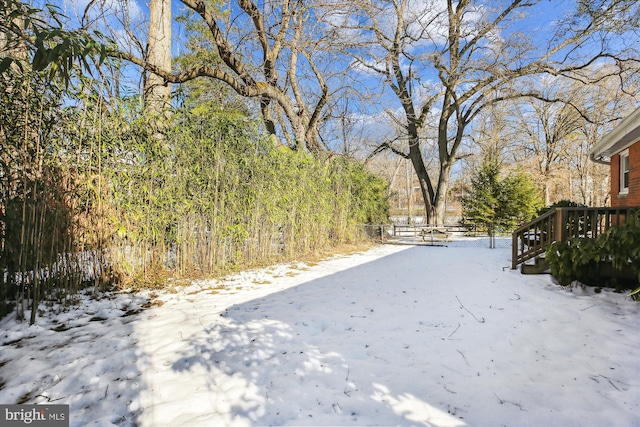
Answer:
top-left (145, 0), bottom-right (172, 116)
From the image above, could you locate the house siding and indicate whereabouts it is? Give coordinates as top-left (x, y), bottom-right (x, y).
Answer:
top-left (611, 141), bottom-right (640, 207)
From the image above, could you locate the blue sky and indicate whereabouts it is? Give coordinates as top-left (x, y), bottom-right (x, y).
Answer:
top-left (48, 0), bottom-right (638, 153)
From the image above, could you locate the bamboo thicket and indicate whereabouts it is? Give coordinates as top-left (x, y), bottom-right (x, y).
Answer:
top-left (1, 84), bottom-right (389, 321)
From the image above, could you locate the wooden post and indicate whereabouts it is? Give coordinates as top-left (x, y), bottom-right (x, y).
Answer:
top-left (511, 231), bottom-right (518, 269)
top-left (553, 208), bottom-right (564, 243)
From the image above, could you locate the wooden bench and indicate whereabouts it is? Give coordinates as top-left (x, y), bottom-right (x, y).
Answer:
top-left (419, 227), bottom-right (451, 241)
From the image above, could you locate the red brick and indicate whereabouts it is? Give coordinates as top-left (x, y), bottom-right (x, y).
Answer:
top-left (611, 141), bottom-right (640, 207)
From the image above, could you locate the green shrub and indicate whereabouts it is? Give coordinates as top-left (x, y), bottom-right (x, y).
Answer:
top-left (537, 200), bottom-right (587, 216)
top-left (546, 211), bottom-right (640, 294)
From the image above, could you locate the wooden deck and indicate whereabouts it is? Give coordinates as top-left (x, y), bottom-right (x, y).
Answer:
top-left (511, 207), bottom-right (638, 270)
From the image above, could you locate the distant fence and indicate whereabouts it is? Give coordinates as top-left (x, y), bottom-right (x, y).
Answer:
top-left (389, 216), bottom-right (463, 225)
top-left (361, 223), bottom-right (509, 248)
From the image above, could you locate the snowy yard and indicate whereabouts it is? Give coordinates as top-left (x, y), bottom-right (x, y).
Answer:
top-left (1, 239), bottom-right (639, 427)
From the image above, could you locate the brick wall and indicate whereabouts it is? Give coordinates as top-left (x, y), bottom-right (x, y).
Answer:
top-left (630, 142), bottom-right (640, 206)
top-left (611, 141), bottom-right (640, 207)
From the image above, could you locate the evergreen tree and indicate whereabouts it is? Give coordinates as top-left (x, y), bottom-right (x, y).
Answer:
top-left (462, 161), bottom-right (542, 231)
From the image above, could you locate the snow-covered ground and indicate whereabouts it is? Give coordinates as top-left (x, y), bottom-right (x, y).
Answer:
top-left (1, 239), bottom-right (639, 427)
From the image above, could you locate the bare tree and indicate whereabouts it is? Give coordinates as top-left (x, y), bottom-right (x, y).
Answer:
top-left (570, 74), bottom-right (638, 206)
top-left (510, 81), bottom-right (585, 205)
top-left (467, 104), bottom-right (520, 167)
top-left (327, 0), bottom-right (640, 224)
top-left (108, 0), bottom-right (338, 153)
top-left (507, 71), bottom-right (638, 206)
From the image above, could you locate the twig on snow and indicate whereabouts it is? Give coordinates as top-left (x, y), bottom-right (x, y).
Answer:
top-left (597, 374), bottom-right (629, 391)
top-left (443, 384), bottom-right (457, 394)
top-left (494, 393), bottom-right (527, 411)
top-left (199, 316), bottom-right (210, 333)
top-left (449, 323), bottom-right (461, 338)
top-left (456, 296), bottom-right (485, 323)
top-left (456, 349), bottom-right (470, 367)
top-left (35, 394), bottom-right (66, 403)
top-left (607, 379), bottom-right (621, 391)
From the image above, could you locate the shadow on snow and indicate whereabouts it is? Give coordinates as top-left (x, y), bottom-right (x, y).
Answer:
top-left (170, 246), bottom-right (470, 426)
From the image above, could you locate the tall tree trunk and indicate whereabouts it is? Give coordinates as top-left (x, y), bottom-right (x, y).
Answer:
top-left (434, 162), bottom-right (453, 226)
top-left (0, 10), bottom-right (27, 74)
top-left (145, 0), bottom-right (172, 115)
top-left (407, 135), bottom-right (435, 224)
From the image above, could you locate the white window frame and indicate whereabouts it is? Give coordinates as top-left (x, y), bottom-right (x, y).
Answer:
top-left (620, 149), bottom-right (629, 194)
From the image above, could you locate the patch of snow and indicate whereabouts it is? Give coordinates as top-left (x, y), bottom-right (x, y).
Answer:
top-left (1, 240), bottom-right (638, 426)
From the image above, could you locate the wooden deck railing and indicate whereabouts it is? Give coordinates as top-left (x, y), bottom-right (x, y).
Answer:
top-left (511, 207), bottom-right (637, 269)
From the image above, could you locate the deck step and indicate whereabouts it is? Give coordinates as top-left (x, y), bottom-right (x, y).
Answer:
top-left (521, 257), bottom-right (550, 275)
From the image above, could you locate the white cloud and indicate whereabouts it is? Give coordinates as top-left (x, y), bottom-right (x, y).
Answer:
top-left (403, 0), bottom-right (450, 47)
top-left (320, 0), bottom-right (485, 58)
top-left (63, 0), bottom-right (145, 26)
